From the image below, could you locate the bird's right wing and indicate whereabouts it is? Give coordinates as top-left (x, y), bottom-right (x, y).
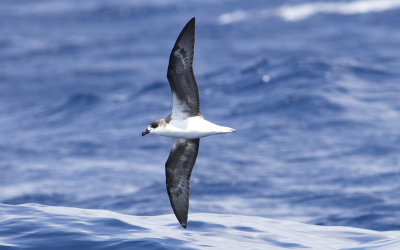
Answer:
top-left (165, 138), bottom-right (200, 228)
top-left (167, 18), bottom-right (201, 119)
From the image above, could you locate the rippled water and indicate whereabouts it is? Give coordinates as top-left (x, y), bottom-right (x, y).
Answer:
top-left (1, 0), bottom-right (400, 249)
top-left (2, 203), bottom-right (400, 249)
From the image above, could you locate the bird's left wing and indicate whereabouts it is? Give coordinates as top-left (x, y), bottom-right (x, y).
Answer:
top-left (165, 138), bottom-right (200, 228)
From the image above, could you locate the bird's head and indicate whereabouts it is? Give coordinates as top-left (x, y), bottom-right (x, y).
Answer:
top-left (142, 120), bottom-right (161, 136)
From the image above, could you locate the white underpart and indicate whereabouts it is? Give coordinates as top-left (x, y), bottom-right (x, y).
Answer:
top-left (153, 116), bottom-right (235, 139)
top-left (171, 93), bottom-right (188, 120)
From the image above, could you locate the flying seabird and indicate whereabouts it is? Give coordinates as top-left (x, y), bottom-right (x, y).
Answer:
top-left (142, 17), bottom-right (235, 228)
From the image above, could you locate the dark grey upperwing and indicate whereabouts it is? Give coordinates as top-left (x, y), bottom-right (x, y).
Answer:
top-left (167, 17), bottom-right (201, 118)
top-left (165, 138), bottom-right (200, 228)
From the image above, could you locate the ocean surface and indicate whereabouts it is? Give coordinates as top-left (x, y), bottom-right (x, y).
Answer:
top-left (1, 0), bottom-right (400, 249)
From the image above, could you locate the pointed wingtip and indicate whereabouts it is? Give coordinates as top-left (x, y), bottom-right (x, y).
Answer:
top-left (176, 211), bottom-right (188, 229)
top-left (184, 17), bottom-right (195, 31)
top-left (185, 17), bottom-right (195, 30)
top-left (170, 17), bottom-right (196, 54)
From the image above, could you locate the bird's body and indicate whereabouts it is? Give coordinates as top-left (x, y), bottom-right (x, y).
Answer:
top-left (151, 116), bottom-right (235, 139)
top-left (142, 17), bottom-right (235, 228)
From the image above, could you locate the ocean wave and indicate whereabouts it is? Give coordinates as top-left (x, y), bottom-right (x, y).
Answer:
top-left (278, 0), bottom-right (400, 21)
top-left (1, 203), bottom-right (399, 250)
top-left (36, 93), bottom-right (101, 121)
top-left (219, 0), bottom-right (400, 24)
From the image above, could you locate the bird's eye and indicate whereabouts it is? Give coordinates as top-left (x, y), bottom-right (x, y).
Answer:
top-left (150, 122), bottom-right (158, 128)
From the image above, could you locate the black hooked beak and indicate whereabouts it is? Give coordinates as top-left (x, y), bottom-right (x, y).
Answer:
top-left (142, 129), bottom-right (150, 136)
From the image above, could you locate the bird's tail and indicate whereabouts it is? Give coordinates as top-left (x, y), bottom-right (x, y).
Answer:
top-left (219, 126), bottom-right (236, 134)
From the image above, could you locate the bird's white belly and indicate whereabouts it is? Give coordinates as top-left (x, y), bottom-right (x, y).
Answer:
top-left (155, 117), bottom-right (234, 139)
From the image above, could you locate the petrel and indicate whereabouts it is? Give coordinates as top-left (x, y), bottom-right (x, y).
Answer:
top-left (142, 17), bottom-right (235, 228)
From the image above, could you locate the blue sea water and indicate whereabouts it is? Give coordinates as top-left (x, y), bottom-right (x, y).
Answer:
top-left (1, 0), bottom-right (400, 249)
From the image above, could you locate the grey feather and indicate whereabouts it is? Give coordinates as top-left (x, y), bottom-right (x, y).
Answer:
top-left (165, 138), bottom-right (200, 228)
top-left (167, 17), bottom-right (201, 118)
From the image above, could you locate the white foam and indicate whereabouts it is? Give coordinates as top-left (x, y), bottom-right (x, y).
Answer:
top-left (278, 0), bottom-right (400, 21)
top-left (218, 0), bottom-right (400, 24)
top-left (4, 203), bottom-right (400, 249)
top-left (219, 10), bottom-right (247, 25)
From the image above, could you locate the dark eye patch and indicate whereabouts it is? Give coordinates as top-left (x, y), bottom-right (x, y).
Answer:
top-left (150, 122), bottom-right (158, 128)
